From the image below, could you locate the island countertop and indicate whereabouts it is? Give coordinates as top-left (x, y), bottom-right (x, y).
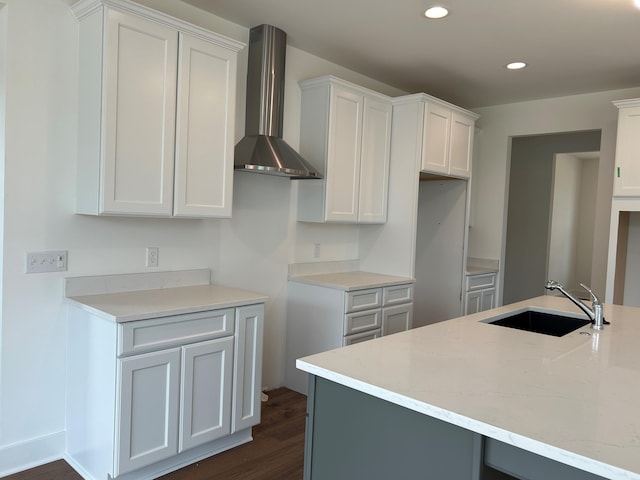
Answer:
top-left (297, 295), bottom-right (640, 480)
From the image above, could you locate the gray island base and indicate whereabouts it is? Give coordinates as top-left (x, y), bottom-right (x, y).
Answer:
top-left (304, 376), bottom-right (606, 480)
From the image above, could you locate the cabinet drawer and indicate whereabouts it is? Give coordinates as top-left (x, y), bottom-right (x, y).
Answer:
top-left (119, 308), bottom-right (235, 356)
top-left (344, 310), bottom-right (381, 336)
top-left (465, 273), bottom-right (496, 291)
top-left (383, 283), bottom-right (414, 305)
top-left (345, 288), bottom-right (382, 313)
top-left (342, 329), bottom-right (381, 346)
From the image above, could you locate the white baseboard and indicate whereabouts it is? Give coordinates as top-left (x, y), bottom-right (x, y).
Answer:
top-left (0, 430), bottom-right (65, 477)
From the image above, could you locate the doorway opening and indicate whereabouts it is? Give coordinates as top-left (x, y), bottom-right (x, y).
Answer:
top-left (547, 152), bottom-right (599, 299)
top-left (503, 130), bottom-right (601, 305)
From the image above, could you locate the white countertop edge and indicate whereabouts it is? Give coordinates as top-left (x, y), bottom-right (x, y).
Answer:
top-left (65, 296), bottom-right (268, 323)
top-left (289, 271), bottom-right (415, 291)
top-left (296, 359), bottom-right (638, 480)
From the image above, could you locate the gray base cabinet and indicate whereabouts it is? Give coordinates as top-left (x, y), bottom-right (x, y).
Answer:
top-left (305, 376), bottom-right (483, 480)
top-left (304, 376), bottom-right (607, 480)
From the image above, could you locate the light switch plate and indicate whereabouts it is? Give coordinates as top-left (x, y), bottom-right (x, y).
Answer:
top-left (26, 250), bottom-right (68, 273)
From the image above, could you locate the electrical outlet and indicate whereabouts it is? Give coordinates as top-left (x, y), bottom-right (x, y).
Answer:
top-left (26, 250), bottom-right (68, 273)
top-left (146, 247), bottom-right (159, 268)
top-left (313, 243), bottom-right (320, 259)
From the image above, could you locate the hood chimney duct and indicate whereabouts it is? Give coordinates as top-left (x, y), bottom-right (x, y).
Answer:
top-left (234, 24), bottom-right (322, 179)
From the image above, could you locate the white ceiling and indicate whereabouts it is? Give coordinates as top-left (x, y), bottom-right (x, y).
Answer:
top-left (183, 0), bottom-right (640, 108)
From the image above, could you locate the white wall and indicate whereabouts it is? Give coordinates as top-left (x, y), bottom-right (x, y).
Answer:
top-left (413, 180), bottom-right (467, 327)
top-left (0, 0), bottom-right (406, 474)
top-left (470, 86), bottom-right (640, 304)
top-left (548, 154), bottom-right (582, 290)
top-left (576, 157), bottom-right (599, 289)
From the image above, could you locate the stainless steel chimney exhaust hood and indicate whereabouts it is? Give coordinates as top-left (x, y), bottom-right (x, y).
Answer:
top-left (234, 24), bottom-right (322, 180)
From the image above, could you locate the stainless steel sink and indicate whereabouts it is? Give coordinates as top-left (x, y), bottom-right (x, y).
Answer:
top-left (484, 310), bottom-right (591, 337)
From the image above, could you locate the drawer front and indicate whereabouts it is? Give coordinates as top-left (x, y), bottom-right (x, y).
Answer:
top-left (466, 273), bottom-right (496, 291)
top-left (344, 309), bottom-right (381, 336)
top-left (345, 288), bottom-right (382, 313)
top-left (383, 283), bottom-right (414, 306)
top-left (119, 308), bottom-right (235, 356)
top-left (342, 329), bottom-right (381, 347)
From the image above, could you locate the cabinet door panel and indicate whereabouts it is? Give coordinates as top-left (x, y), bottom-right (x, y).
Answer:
top-left (233, 305), bottom-right (264, 432)
top-left (449, 112), bottom-right (474, 179)
top-left (180, 337), bottom-right (234, 451)
top-left (103, 10), bottom-right (177, 215)
top-left (358, 97), bottom-right (392, 223)
top-left (174, 33), bottom-right (236, 217)
top-left (465, 291), bottom-right (482, 315)
top-left (382, 304), bottom-right (413, 336)
top-left (481, 289), bottom-right (496, 312)
top-left (325, 87), bottom-right (363, 222)
top-left (421, 102), bottom-right (451, 175)
top-left (613, 106), bottom-right (640, 196)
top-left (116, 348), bottom-right (180, 475)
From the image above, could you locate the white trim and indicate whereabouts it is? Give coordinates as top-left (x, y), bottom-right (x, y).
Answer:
top-left (70, 0), bottom-right (245, 52)
top-left (613, 98), bottom-right (640, 109)
top-left (0, 431), bottom-right (65, 477)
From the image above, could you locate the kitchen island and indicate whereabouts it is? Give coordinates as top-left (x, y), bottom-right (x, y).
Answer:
top-left (297, 296), bottom-right (640, 480)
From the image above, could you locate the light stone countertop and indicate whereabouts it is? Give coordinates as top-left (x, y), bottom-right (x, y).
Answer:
top-left (65, 284), bottom-right (268, 322)
top-left (465, 265), bottom-right (499, 275)
top-left (289, 270), bottom-right (415, 291)
top-left (297, 295), bottom-right (640, 480)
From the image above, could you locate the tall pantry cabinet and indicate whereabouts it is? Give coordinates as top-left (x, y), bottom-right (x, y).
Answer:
top-left (401, 95), bottom-right (478, 325)
top-left (73, 0), bottom-right (243, 218)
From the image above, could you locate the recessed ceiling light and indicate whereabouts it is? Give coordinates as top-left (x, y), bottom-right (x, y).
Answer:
top-left (635, 0), bottom-right (640, 9)
top-left (424, 6), bottom-right (449, 19)
top-left (506, 61), bottom-right (527, 70)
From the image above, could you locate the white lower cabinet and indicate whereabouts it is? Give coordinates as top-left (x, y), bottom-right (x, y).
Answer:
top-left (464, 273), bottom-right (497, 315)
top-left (286, 280), bottom-right (413, 394)
top-left (66, 303), bottom-right (263, 480)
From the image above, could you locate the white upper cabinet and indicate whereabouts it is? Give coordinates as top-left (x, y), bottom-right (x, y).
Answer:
top-left (613, 99), bottom-right (640, 197)
top-left (73, 0), bottom-right (243, 217)
top-left (414, 95), bottom-right (478, 179)
top-left (174, 33), bottom-right (238, 217)
top-left (297, 76), bottom-right (392, 223)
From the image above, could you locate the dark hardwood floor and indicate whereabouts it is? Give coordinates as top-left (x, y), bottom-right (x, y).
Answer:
top-left (5, 388), bottom-right (306, 480)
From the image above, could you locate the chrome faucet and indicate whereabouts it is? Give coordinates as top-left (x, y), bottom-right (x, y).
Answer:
top-left (545, 280), bottom-right (605, 330)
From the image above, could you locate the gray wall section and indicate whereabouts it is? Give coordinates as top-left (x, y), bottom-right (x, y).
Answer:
top-left (503, 131), bottom-right (602, 305)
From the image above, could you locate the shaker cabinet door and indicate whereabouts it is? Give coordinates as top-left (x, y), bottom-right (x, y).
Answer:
top-left (102, 10), bottom-right (178, 215)
top-left (421, 102), bottom-right (451, 175)
top-left (232, 304), bottom-right (265, 432)
top-left (358, 97), bottom-right (392, 223)
top-left (325, 87), bottom-right (363, 222)
top-left (174, 33), bottom-right (237, 217)
top-left (180, 337), bottom-right (234, 451)
top-left (116, 348), bottom-right (180, 476)
top-left (448, 112), bottom-right (474, 179)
